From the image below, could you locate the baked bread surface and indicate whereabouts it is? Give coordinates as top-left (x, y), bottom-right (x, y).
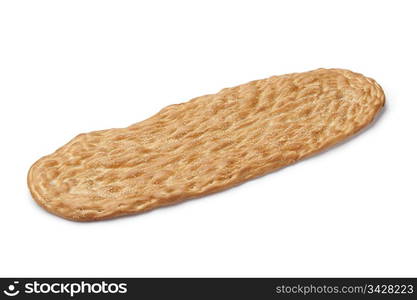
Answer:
top-left (28, 68), bottom-right (385, 221)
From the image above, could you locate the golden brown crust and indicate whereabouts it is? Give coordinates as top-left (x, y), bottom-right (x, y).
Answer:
top-left (28, 68), bottom-right (385, 221)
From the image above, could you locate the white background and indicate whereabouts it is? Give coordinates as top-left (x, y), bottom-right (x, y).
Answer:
top-left (0, 0), bottom-right (416, 277)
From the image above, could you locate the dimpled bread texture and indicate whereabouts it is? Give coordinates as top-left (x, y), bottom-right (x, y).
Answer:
top-left (28, 68), bottom-right (385, 221)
